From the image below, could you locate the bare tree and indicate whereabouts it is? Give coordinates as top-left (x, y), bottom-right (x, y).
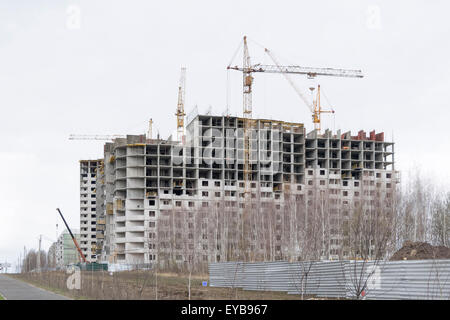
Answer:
top-left (340, 180), bottom-right (396, 299)
top-left (431, 192), bottom-right (450, 247)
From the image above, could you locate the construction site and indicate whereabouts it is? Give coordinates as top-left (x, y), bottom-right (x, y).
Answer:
top-left (69, 36), bottom-right (398, 269)
top-left (2, 1), bottom-right (450, 305)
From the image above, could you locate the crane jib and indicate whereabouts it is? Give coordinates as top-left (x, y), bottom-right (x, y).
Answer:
top-left (228, 65), bottom-right (363, 78)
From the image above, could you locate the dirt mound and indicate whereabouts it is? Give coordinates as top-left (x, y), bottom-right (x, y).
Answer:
top-left (390, 241), bottom-right (450, 261)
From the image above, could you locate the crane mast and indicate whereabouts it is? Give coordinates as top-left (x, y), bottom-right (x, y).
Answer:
top-left (242, 37), bottom-right (253, 195)
top-left (242, 36), bottom-right (253, 119)
top-left (312, 85), bottom-right (334, 132)
top-left (235, 36), bottom-right (254, 260)
top-left (148, 118), bottom-right (153, 139)
top-left (176, 67), bottom-right (186, 142)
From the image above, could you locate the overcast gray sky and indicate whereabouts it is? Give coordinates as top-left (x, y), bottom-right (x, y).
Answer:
top-left (1, 1), bottom-right (449, 270)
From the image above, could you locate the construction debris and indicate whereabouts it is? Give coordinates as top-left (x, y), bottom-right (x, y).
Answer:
top-left (390, 241), bottom-right (450, 261)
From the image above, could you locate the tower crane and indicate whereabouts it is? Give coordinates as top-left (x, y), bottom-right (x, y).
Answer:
top-left (69, 134), bottom-right (126, 141)
top-left (227, 36), bottom-right (364, 132)
top-left (69, 119), bottom-right (155, 141)
top-left (176, 67), bottom-right (186, 142)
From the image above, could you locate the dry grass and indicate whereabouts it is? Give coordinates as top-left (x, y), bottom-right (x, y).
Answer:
top-left (11, 271), bottom-right (305, 300)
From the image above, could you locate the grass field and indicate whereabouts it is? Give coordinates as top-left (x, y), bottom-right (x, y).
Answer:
top-left (11, 271), bottom-right (306, 300)
top-left (0, 293), bottom-right (4, 300)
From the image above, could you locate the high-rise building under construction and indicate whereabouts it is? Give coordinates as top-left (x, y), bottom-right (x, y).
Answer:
top-left (81, 113), bottom-right (397, 266)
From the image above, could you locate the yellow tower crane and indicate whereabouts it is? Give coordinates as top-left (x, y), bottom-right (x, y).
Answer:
top-left (228, 36), bottom-right (364, 132)
top-left (176, 67), bottom-right (186, 142)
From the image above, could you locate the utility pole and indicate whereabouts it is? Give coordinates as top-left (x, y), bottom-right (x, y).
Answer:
top-left (23, 246), bottom-right (26, 273)
top-left (37, 235), bottom-right (42, 272)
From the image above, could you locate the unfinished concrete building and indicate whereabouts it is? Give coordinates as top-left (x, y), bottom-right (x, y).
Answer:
top-left (79, 159), bottom-right (101, 262)
top-left (84, 114), bottom-right (397, 265)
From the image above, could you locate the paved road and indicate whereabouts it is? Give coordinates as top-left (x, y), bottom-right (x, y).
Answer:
top-left (0, 274), bottom-right (71, 300)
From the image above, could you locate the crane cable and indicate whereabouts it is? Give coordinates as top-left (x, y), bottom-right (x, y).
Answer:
top-left (226, 38), bottom-right (246, 118)
top-left (227, 38), bottom-right (244, 68)
top-left (321, 87), bottom-right (335, 112)
top-left (321, 87), bottom-right (337, 132)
